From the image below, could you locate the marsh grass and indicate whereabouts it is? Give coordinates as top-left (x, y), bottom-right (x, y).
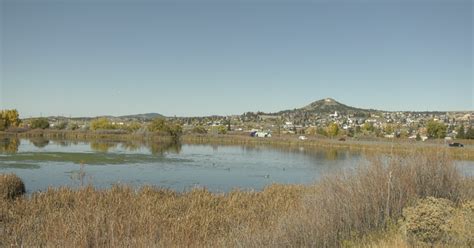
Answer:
top-left (225, 149), bottom-right (468, 247)
top-left (1, 149), bottom-right (472, 247)
top-left (0, 174), bottom-right (25, 200)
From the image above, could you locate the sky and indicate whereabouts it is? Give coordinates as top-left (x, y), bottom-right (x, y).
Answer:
top-left (0, 0), bottom-right (472, 117)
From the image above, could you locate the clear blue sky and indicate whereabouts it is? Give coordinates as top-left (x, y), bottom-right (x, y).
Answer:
top-left (1, 0), bottom-right (472, 117)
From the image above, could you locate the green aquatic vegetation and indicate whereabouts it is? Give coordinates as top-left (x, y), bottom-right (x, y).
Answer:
top-left (0, 152), bottom-right (193, 165)
top-left (0, 162), bottom-right (40, 170)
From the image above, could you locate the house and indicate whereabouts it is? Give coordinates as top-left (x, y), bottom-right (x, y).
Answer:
top-left (252, 131), bottom-right (272, 138)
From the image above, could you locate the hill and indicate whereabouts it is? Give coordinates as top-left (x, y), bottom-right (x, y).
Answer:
top-left (119, 113), bottom-right (165, 120)
top-left (277, 98), bottom-right (378, 116)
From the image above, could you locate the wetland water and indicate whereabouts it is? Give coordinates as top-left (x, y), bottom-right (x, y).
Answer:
top-left (1, 138), bottom-right (473, 193)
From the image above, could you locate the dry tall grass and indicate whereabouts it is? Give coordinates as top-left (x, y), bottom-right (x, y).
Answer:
top-left (227, 150), bottom-right (468, 247)
top-left (0, 184), bottom-right (306, 247)
top-left (1, 149), bottom-right (472, 247)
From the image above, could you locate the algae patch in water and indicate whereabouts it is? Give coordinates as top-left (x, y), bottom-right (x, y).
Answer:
top-left (0, 162), bottom-right (41, 170)
top-left (0, 152), bottom-right (193, 165)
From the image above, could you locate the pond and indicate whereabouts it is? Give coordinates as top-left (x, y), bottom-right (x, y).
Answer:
top-left (0, 138), bottom-right (473, 193)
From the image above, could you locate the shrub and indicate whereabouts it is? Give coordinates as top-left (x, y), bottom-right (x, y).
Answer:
top-left (192, 126), bottom-right (208, 134)
top-left (0, 174), bottom-right (25, 200)
top-left (30, 118), bottom-right (50, 129)
top-left (218, 125), bottom-right (227, 134)
top-left (402, 197), bottom-right (455, 245)
top-left (90, 118), bottom-right (116, 130)
top-left (125, 122), bottom-right (142, 133)
top-left (426, 120), bottom-right (447, 139)
top-left (55, 122), bottom-right (68, 130)
top-left (148, 118), bottom-right (183, 138)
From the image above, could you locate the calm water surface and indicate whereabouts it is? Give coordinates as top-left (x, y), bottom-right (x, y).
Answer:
top-left (0, 138), bottom-right (472, 193)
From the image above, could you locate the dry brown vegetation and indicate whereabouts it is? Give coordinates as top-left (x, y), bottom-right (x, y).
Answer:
top-left (0, 174), bottom-right (25, 200)
top-left (1, 150), bottom-right (473, 247)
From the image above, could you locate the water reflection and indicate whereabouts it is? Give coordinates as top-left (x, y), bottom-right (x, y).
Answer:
top-left (30, 138), bottom-right (50, 148)
top-left (325, 149), bottom-right (338, 161)
top-left (90, 142), bottom-right (117, 153)
top-left (149, 141), bottom-right (181, 155)
top-left (120, 142), bottom-right (141, 152)
top-left (69, 162), bottom-right (90, 187)
top-left (87, 140), bottom-right (182, 155)
top-left (0, 138), bottom-right (361, 162)
top-left (0, 138), bottom-right (20, 153)
top-left (53, 140), bottom-right (72, 147)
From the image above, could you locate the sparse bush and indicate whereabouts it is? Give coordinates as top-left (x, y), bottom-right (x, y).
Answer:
top-left (0, 174), bottom-right (25, 200)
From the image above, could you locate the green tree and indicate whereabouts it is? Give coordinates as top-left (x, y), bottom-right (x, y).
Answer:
top-left (148, 118), bottom-right (168, 133)
top-left (148, 118), bottom-right (182, 138)
top-left (305, 126), bottom-right (317, 136)
top-left (226, 119), bottom-right (231, 131)
top-left (465, 126), bottom-right (474, 139)
top-left (168, 123), bottom-right (183, 137)
top-left (457, 124), bottom-right (465, 139)
top-left (426, 120), bottom-right (447, 139)
top-left (91, 118), bottom-right (116, 130)
top-left (327, 123), bottom-right (339, 138)
top-left (30, 118), bottom-right (50, 129)
top-left (383, 123), bottom-right (395, 134)
top-left (192, 126), bottom-right (207, 134)
top-left (218, 125), bottom-right (227, 134)
top-left (68, 123), bottom-right (80, 130)
top-left (125, 122), bottom-right (142, 132)
top-left (0, 109), bottom-right (21, 128)
top-left (362, 123), bottom-right (375, 133)
top-left (316, 127), bottom-right (328, 136)
top-left (55, 122), bottom-right (68, 130)
top-left (0, 118), bottom-right (5, 131)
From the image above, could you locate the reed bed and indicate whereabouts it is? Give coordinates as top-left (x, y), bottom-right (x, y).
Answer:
top-left (1, 149), bottom-right (472, 247)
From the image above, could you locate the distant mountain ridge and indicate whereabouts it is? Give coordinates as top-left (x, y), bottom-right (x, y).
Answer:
top-left (35, 98), bottom-right (464, 120)
top-left (119, 113), bottom-right (164, 120)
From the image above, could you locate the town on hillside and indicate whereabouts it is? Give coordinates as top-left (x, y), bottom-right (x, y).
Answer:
top-left (2, 98), bottom-right (473, 140)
